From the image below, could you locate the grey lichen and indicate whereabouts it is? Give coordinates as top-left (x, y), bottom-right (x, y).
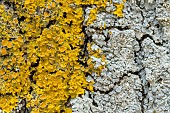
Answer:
top-left (71, 0), bottom-right (170, 113)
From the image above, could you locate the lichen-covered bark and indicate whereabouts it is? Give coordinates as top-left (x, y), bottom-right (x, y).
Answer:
top-left (71, 0), bottom-right (170, 113)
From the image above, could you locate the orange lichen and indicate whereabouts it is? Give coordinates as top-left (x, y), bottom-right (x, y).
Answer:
top-left (2, 39), bottom-right (8, 46)
top-left (1, 48), bottom-right (7, 55)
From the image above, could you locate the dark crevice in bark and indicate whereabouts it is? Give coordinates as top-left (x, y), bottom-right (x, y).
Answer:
top-left (77, 5), bottom-right (93, 67)
top-left (29, 57), bottom-right (40, 89)
top-left (104, 36), bottom-right (110, 42)
top-left (141, 11), bottom-right (145, 24)
top-left (92, 100), bottom-right (98, 107)
top-left (29, 70), bottom-right (36, 84)
top-left (46, 19), bottom-right (56, 28)
top-left (89, 92), bottom-right (98, 107)
top-left (93, 73), bottom-right (128, 94)
top-left (30, 57), bottom-right (40, 67)
top-left (63, 12), bottom-right (67, 18)
top-left (19, 29), bottom-right (26, 34)
top-left (90, 25), bottom-right (130, 31)
top-left (82, 26), bottom-right (90, 56)
top-left (18, 16), bottom-right (26, 25)
top-left (18, 99), bottom-right (29, 113)
top-left (138, 69), bottom-right (149, 113)
top-left (65, 96), bottom-right (72, 108)
top-left (141, 34), bottom-right (163, 46)
top-left (127, 70), bottom-right (139, 75)
top-left (77, 25), bottom-right (90, 67)
top-left (92, 68), bottom-right (148, 95)
top-left (115, 26), bottom-right (131, 31)
top-left (134, 34), bottom-right (151, 113)
top-left (114, 73), bottom-right (128, 86)
top-left (29, 87), bottom-right (33, 94)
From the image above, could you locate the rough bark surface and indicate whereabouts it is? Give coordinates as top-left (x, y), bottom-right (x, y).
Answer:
top-left (0, 0), bottom-right (169, 113)
top-left (71, 0), bottom-right (170, 113)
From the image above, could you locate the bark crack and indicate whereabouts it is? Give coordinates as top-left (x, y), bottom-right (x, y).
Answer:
top-left (134, 34), bottom-right (151, 113)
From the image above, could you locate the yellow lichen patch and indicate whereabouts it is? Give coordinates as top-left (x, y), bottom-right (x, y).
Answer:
top-left (86, 8), bottom-right (98, 26)
top-left (0, 0), bottom-right (126, 112)
top-left (0, 96), bottom-right (18, 113)
top-left (113, 3), bottom-right (125, 17)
